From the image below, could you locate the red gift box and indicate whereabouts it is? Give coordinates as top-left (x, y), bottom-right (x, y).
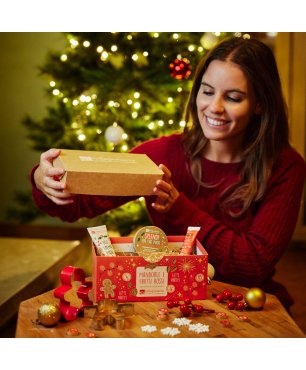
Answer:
top-left (92, 236), bottom-right (208, 303)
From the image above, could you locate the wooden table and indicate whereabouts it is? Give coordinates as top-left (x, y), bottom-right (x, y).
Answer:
top-left (0, 237), bottom-right (84, 331)
top-left (16, 280), bottom-right (305, 338)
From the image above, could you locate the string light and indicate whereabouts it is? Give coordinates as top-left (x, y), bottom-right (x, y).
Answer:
top-left (60, 54), bottom-right (68, 62)
top-left (97, 46), bottom-right (103, 53)
top-left (111, 45), bottom-right (118, 52)
top-left (52, 89), bottom-right (60, 96)
top-left (83, 41), bottom-right (90, 47)
top-left (50, 81), bottom-right (56, 87)
top-left (72, 100), bottom-right (79, 106)
top-left (167, 97), bottom-right (173, 103)
top-left (179, 121), bottom-right (186, 128)
top-left (121, 145), bottom-right (128, 151)
top-left (134, 92), bottom-right (140, 99)
top-left (69, 38), bottom-right (79, 48)
top-left (101, 51), bottom-right (109, 60)
top-left (78, 134), bottom-right (86, 141)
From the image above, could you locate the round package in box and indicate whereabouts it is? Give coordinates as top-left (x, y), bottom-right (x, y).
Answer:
top-left (134, 226), bottom-right (168, 262)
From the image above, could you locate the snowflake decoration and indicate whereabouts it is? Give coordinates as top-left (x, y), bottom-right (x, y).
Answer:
top-left (160, 327), bottom-right (181, 336)
top-left (172, 317), bottom-right (192, 326)
top-left (141, 325), bottom-right (157, 333)
top-left (188, 323), bottom-right (210, 334)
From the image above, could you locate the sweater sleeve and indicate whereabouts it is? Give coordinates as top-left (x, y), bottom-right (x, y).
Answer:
top-left (30, 164), bottom-right (137, 222)
top-left (164, 152), bottom-right (306, 287)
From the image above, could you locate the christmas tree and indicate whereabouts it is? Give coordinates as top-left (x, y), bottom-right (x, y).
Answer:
top-left (14, 32), bottom-right (238, 235)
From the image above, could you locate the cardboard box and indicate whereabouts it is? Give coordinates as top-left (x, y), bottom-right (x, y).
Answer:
top-left (92, 236), bottom-right (208, 303)
top-left (53, 149), bottom-right (163, 196)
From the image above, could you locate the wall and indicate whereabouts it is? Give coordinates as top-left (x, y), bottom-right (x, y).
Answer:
top-left (0, 32), bottom-right (66, 225)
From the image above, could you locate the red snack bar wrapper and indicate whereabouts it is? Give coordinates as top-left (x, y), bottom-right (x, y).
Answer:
top-left (179, 226), bottom-right (201, 255)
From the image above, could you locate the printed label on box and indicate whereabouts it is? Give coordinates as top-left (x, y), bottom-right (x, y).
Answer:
top-left (79, 156), bottom-right (136, 164)
top-left (136, 266), bottom-right (168, 297)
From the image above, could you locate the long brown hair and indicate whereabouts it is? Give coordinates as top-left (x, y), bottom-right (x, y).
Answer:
top-left (183, 37), bottom-right (289, 217)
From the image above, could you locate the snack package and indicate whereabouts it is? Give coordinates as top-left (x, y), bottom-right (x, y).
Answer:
top-left (87, 225), bottom-right (116, 256)
top-left (179, 226), bottom-right (201, 255)
top-left (133, 226), bottom-right (168, 262)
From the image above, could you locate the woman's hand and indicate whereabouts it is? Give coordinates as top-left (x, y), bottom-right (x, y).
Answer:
top-left (33, 148), bottom-right (75, 205)
top-left (151, 164), bottom-right (179, 213)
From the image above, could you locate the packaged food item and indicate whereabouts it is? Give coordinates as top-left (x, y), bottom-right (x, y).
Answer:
top-left (87, 225), bottom-right (116, 256)
top-left (133, 226), bottom-right (168, 262)
top-left (179, 226), bottom-right (201, 255)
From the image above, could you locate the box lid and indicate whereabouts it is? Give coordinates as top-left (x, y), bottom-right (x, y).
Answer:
top-left (53, 149), bottom-right (164, 196)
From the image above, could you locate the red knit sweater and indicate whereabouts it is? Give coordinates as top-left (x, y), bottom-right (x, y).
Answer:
top-left (31, 134), bottom-right (306, 309)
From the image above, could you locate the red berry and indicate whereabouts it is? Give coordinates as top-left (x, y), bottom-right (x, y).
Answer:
top-left (235, 302), bottom-right (246, 311)
top-left (172, 300), bottom-right (180, 307)
top-left (167, 301), bottom-right (174, 308)
top-left (222, 289), bottom-right (232, 300)
top-left (192, 304), bottom-right (204, 313)
top-left (227, 301), bottom-right (236, 310)
top-left (216, 294), bottom-right (223, 303)
top-left (184, 298), bottom-right (192, 306)
top-left (235, 293), bottom-right (244, 301)
top-left (180, 306), bottom-right (191, 317)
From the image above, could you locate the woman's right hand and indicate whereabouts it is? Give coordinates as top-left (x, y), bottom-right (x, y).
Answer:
top-left (33, 148), bottom-right (75, 205)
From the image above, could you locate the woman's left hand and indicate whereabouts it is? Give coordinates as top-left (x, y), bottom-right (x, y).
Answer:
top-left (151, 164), bottom-right (179, 213)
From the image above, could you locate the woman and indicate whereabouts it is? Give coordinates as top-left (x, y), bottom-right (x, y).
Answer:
top-left (31, 37), bottom-right (306, 310)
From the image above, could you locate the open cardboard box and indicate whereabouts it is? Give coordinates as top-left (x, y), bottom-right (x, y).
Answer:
top-left (91, 236), bottom-right (208, 303)
top-left (53, 149), bottom-right (163, 196)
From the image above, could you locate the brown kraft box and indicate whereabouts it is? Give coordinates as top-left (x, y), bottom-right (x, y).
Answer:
top-left (53, 149), bottom-right (163, 196)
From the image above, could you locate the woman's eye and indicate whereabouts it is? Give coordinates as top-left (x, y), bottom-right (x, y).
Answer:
top-left (227, 96), bottom-right (242, 102)
top-left (203, 90), bottom-right (213, 96)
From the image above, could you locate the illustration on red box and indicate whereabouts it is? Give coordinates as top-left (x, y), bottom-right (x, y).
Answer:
top-left (88, 225), bottom-right (208, 303)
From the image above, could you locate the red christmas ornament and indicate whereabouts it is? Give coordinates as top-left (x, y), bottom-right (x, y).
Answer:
top-left (169, 58), bottom-right (191, 80)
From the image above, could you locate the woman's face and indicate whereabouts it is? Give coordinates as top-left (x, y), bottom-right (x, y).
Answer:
top-left (196, 60), bottom-right (259, 145)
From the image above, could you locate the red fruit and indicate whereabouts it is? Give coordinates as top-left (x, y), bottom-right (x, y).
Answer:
top-left (215, 294), bottom-right (223, 303)
top-left (235, 301), bottom-right (246, 311)
top-left (180, 306), bottom-right (191, 317)
top-left (227, 301), bottom-right (236, 310)
top-left (192, 304), bottom-right (204, 313)
top-left (172, 300), bottom-right (180, 307)
top-left (184, 298), bottom-right (192, 306)
top-left (222, 289), bottom-right (232, 300)
top-left (235, 293), bottom-right (244, 301)
top-left (167, 301), bottom-right (174, 308)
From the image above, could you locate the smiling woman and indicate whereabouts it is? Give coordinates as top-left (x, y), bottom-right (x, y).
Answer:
top-left (30, 36), bottom-right (306, 312)
top-left (196, 60), bottom-right (260, 162)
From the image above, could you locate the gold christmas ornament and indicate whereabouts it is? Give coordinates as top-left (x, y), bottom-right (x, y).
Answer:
top-left (207, 263), bottom-right (215, 280)
top-left (37, 303), bottom-right (61, 327)
top-left (244, 287), bottom-right (266, 309)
